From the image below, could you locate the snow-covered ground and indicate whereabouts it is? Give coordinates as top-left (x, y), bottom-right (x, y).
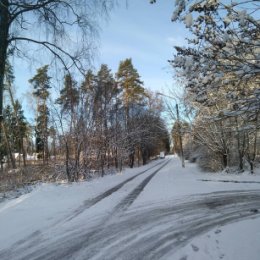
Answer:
top-left (0, 155), bottom-right (260, 259)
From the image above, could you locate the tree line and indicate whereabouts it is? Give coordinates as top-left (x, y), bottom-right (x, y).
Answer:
top-left (3, 58), bottom-right (170, 181)
top-left (0, 0), bottom-right (170, 185)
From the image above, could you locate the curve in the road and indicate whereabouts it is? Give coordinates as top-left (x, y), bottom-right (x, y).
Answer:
top-left (75, 190), bottom-right (260, 260)
top-left (1, 171), bottom-right (260, 260)
top-left (0, 159), bottom-right (170, 260)
top-left (36, 192), bottom-right (260, 259)
top-left (34, 160), bottom-right (170, 260)
top-left (65, 159), bottom-right (167, 221)
top-left (113, 160), bottom-right (170, 212)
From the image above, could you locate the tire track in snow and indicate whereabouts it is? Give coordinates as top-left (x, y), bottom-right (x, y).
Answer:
top-left (38, 160), bottom-right (170, 260)
top-left (73, 190), bottom-right (260, 260)
top-left (1, 161), bottom-right (166, 253)
top-left (0, 159), bottom-right (170, 260)
top-left (65, 159), bottom-right (166, 221)
top-left (113, 159), bottom-right (170, 212)
top-left (8, 189), bottom-right (260, 260)
top-left (199, 179), bottom-right (260, 184)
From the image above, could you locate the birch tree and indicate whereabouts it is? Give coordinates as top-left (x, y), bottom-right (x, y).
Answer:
top-left (0, 0), bottom-right (115, 167)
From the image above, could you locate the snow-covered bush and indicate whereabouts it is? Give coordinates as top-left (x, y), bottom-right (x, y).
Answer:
top-left (197, 146), bottom-right (223, 172)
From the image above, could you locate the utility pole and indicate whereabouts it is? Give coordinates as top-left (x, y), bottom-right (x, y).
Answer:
top-left (157, 92), bottom-right (185, 168)
top-left (176, 103), bottom-right (185, 168)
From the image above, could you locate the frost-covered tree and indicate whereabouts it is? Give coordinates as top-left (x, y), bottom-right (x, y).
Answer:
top-left (0, 0), bottom-right (115, 164)
top-left (152, 0), bottom-right (259, 107)
top-left (153, 0), bottom-right (260, 172)
top-left (91, 64), bottom-right (118, 175)
top-left (116, 58), bottom-right (147, 167)
top-left (55, 73), bottom-right (80, 180)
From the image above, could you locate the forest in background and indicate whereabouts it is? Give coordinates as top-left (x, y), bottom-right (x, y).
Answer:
top-left (0, 0), bottom-right (171, 192)
top-left (2, 58), bottom-right (170, 190)
top-left (0, 0), bottom-right (259, 192)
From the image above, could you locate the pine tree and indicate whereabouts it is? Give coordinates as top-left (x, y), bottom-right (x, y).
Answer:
top-left (56, 74), bottom-right (79, 117)
top-left (3, 101), bottom-right (27, 166)
top-left (94, 64), bottom-right (117, 128)
top-left (2, 105), bottom-right (15, 168)
top-left (116, 58), bottom-right (146, 168)
top-left (94, 64), bottom-right (117, 175)
top-left (116, 58), bottom-right (145, 124)
top-left (80, 69), bottom-right (96, 123)
top-left (56, 73), bottom-right (80, 181)
top-left (4, 61), bottom-right (28, 166)
top-left (29, 65), bottom-right (51, 163)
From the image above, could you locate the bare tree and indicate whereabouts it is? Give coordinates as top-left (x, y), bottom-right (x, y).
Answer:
top-left (0, 0), bottom-right (115, 168)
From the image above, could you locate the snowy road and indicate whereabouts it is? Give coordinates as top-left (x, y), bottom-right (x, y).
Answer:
top-left (0, 157), bottom-right (260, 259)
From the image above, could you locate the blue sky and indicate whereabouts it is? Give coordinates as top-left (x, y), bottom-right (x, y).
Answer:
top-left (96, 0), bottom-right (188, 91)
top-left (12, 0), bottom-right (188, 120)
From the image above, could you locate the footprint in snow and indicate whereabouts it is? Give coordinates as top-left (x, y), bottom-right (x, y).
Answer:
top-left (191, 244), bottom-right (199, 252)
top-left (215, 229), bottom-right (221, 234)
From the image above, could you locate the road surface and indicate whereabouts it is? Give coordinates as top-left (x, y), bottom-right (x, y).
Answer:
top-left (0, 157), bottom-right (260, 259)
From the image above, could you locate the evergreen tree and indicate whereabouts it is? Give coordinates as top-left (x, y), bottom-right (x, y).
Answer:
top-left (3, 61), bottom-right (28, 167)
top-left (56, 74), bottom-right (79, 116)
top-left (80, 69), bottom-right (96, 123)
top-left (56, 73), bottom-right (80, 181)
top-left (2, 105), bottom-right (14, 167)
top-left (94, 64), bottom-right (117, 128)
top-left (3, 101), bottom-right (27, 167)
top-left (29, 65), bottom-right (51, 162)
top-left (116, 58), bottom-right (147, 168)
top-left (94, 64), bottom-right (118, 175)
top-left (11, 101), bottom-right (27, 152)
top-left (116, 58), bottom-right (145, 123)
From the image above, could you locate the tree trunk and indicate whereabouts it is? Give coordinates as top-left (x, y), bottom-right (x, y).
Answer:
top-left (119, 157), bottom-right (123, 172)
top-left (142, 148), bottom-right (147, 165)
top-left (235, 117), bottom-right (244, 172)
top-left (248, 112), bottom-right (259, 174)
top-left (249, 160), bottom-right (254, 174)
top-left (238, 151), bottom-right (244, 172)
top-left (7, 86), bottom-right (27, 167)
top-left (65, 141), bottom-right (70, 181)
top-left (114, 148), bottom-right (118, 169)
top-left (21, 138), bottom-right (26, 167)
top-left (101, 153), bottom-right (105, 177)
top-left (176, 104), bottom-right (185, 168)
top-left (0, 0), bottom-right (10, 171)
top-left (137, 147), bottom-right (139, 166)
top-left (222, 153), bottom-right (228, 168)
top-left (2, 122), bottom-right (16, 169)
top-left (129, 151), bottom-right (134, 168)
